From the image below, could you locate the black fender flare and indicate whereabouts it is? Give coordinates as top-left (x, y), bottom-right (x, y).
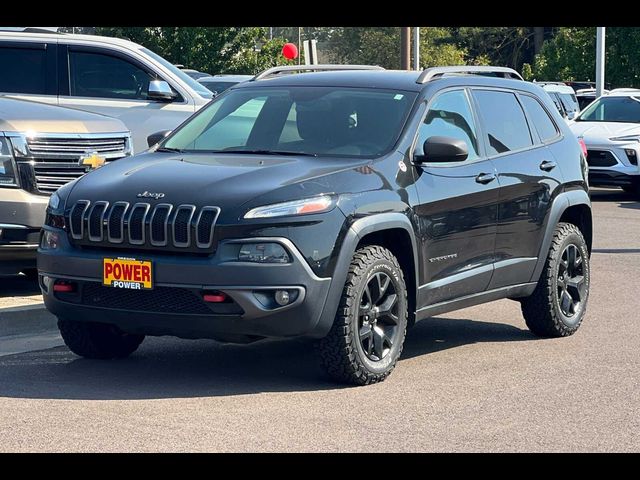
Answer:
top-left (529, 188), bottom-right (591, 283)
top-left (312, 213), bottom-right (419, 337)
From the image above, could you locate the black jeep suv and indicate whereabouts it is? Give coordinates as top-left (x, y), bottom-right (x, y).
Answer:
top-left (38, 65), bottom-right (592, 385)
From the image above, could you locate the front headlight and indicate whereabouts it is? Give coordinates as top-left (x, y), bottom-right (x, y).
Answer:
top-left (0, 137), bottom-right (18, 187)
top-left (244, 195), bottom-right (336, 219)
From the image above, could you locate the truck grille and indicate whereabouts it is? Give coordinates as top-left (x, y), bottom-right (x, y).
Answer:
top-left (68, 200), bottom-right (220, 252)
top-left (15, 134), bottom-right (130, 195)
top-left (586, 149), bottom-right (618, 167)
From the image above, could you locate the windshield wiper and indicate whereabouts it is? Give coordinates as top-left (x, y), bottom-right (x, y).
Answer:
top-left (214, 149), bottom-right (318, 157)
top-left (156, 147), bottom-right (183, 153)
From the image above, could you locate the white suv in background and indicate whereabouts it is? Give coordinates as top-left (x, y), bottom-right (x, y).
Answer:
top-left (535, 82), bottom-right (581, 121)
top-left (0, 30), bottom-right (214, 152)
top-left (570, 89), bottom-right (640, 196)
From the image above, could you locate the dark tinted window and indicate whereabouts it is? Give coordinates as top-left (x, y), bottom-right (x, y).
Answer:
top-left (69, 51), bottom-right (154, 100)
top-left (199, 80), bottom-right (239, 94)
top-left (416, 90), bottom-right (480, 161)
top-left (474, 90), bottom-right (533, 155)
top-left (521, 95), bottom-right (558, 142)
top-left (0, 46), bottom-right (47, 94)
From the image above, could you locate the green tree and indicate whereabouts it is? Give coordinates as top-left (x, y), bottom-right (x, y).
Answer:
top-left (531, 27), bottom-right (640, 87)
top-left (95, 27), bottom-right (289, 75)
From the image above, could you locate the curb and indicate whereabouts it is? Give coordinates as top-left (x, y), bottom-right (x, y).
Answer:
top-left (0, 303), bottom-right (58, 337)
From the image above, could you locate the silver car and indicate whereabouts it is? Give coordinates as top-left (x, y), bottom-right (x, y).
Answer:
top-left (0, 97), bottom-right (131, 275)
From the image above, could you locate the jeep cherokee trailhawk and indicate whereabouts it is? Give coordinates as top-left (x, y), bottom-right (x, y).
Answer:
top-left (38, 65), bottom-right (592, 385)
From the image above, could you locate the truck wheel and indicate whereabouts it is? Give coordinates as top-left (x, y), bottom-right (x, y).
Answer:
top-left (521, 222), bottom-right (590, 337)
top-left (317, 245), bottom-right (408, 385)
top-left (58, 318), bottom-right (145, 359)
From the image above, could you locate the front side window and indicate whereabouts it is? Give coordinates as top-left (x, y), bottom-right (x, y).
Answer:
top-left (69, 51), bottom-right (155, 100)
top-left (0, 46), bottom-right (47, 94)
top-left (163, 86), bottom-right (417, 158)
top-left (415, 89), bottom-right (480, 161)
top-left (474, 90), bottom-right (533, 155)
top-left (577, 96), bottom-right (640, 123)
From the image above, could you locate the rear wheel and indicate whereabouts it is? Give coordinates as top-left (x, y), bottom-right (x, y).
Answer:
top-left (317, 246), bottom-right (408, 385)
top-left (58, 318), bottom-right (144, 359)
top-left (521, 222), bottom-right (590, 337)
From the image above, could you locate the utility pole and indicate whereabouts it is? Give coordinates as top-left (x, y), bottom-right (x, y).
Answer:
top-left (413, 27), bottom-right (420, 70)
top-left (400, 27), bottom-right (410, 70)
top-left (596, 27), bottom-right (606, 97)
top-left (298, 27), bottom-right (302, 66)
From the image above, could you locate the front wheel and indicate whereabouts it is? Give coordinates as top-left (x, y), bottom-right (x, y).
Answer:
top-left (58, 318), bottom-right (145, 359)
top-left (317, 245), bottom-right (408, 385)
top-left (521, 222), bottom-right (590, 337)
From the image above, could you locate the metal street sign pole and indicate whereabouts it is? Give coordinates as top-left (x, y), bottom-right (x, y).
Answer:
top-left (596, 27), bottom-right (606, 97)
top-left (413, 27), bottom-right (420, 70)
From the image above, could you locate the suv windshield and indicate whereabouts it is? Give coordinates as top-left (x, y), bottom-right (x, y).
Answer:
top-left (141, 48), bottom-right (213, 99)
top-left (577, 96), bottom-right (640, 123)
top-left (162, 86), bottom-right (417, 158)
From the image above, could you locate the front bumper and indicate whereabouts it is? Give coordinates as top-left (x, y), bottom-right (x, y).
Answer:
top-left (589, 169), bottom-right (640, 187)
top-left (0, 188), bottom-right (48, 273)
top-left (38, 232), bottom-right (333, 342)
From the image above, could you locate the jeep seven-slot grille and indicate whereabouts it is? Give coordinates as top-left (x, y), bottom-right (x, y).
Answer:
top-left (68, 201), bottom-right (220, 252)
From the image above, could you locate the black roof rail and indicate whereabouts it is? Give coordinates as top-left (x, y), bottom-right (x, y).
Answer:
top-left (416, 66), bottom-right (523, 84)
top-left (252, 64), bottom-right (385, 81)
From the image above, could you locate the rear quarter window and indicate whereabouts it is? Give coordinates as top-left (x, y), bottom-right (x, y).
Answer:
top-left (520, 95), bottom-right (559, 142)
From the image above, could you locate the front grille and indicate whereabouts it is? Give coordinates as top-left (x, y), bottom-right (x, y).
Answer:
top-left (68, 200), bottom-right (220, 252)
top-left (81, 283), bottom-right (243, 315)
top-left (586, 149), bottom-right (618, 167)
top-left (16, 135), bottom-right (129, 195)
top-left (27, 137), bottom-right (127, 157)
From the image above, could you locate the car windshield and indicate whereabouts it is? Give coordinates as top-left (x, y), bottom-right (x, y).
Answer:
top-left (162, 86), bottom-right (418, 158)
top-left (577, 96), bottom-right (640, 123)
top-left (141, 48), bottom-right (213, 99)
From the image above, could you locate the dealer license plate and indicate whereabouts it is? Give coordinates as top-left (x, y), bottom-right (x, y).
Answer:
top-left (103, 258), bottom-right (153, 290)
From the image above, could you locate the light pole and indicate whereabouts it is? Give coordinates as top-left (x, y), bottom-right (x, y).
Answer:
top-left (413, 27), bottom-right (420, 70)
top-left (596, 27), bottom-right (606, 97)
top-left (400, 27), bottom-right (410, 70)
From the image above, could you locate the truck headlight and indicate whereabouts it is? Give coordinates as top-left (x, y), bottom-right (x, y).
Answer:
top-left (0, 137), bottom-right (18, 187)
top-left (244, 195), bottom-right (336, 219)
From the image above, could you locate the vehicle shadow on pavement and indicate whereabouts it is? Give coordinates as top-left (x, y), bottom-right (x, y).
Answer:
top-left (0, 274), bottom-right (40, 297)
top-left (402, 317), bottom-right (534, 360)
top-left (589, 188), bottom-right (640, 209)
top-left (0, 317), bottom-right (535, 400)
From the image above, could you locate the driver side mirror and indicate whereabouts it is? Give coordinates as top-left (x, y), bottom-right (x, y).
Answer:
top-left (414, 136), bottom-right (469, 164)
top-left (148, 80), bottom-right (177, 102)
top-left (147, 130), bottom-right (172, 148)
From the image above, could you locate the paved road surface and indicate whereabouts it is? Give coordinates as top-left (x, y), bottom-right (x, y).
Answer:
top-left (0, 188), bottom-right (638, 452)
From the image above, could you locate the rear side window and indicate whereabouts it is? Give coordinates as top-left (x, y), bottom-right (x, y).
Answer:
top-left (474, 90), bottom-right (533, 155)
top-left (0, 46), bottom-right (47, 94)
top-left (69, 51), bottom-right (155, 100)
top-left (520, 95), bottom-right (559, 142)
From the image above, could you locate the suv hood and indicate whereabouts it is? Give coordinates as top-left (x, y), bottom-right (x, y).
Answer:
top-left (570, 121), bottom-right (640, 143)
top-left (65, 151), bottom-right (365, 218)
top-left (0, 96), bottom-right (127, 134)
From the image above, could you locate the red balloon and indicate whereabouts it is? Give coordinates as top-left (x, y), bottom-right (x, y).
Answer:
top-left (282, 42), bottom-right (298, 60)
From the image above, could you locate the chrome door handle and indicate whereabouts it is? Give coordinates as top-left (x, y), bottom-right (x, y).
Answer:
top-left (475, 172), bottom-right (496, 184)
top-left (540, 160), bottom-right (557, 171)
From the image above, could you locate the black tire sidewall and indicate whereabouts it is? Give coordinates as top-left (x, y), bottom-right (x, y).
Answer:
top-left (350, 259), bottom-right (407, 375)
top-left (550, 231), bottom-right (590, 329)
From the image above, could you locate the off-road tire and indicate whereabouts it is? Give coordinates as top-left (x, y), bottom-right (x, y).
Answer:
top-left (58, 318), bottom-right (145, 359)
top-left (521, 222), bottom-right (590, 337)
top-left (317, 245), bottom-right (408, 385)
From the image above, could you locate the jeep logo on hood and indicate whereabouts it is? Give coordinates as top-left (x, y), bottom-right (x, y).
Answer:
top-left (137, 191), bottom-right (165, 200)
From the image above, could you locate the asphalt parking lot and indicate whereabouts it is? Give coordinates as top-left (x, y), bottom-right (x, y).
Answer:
top-left (0, 187), bottom-right (638, 452)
